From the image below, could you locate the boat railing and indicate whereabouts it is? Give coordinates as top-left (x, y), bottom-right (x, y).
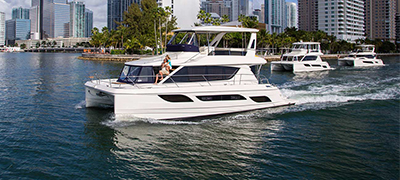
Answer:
top-left (90, 73), bottom-right (270, 88)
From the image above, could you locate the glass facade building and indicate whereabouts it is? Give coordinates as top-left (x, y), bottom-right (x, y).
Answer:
top-left (264, 0), bottom-right (285, 33)
top-left (0, 12), bottom-right (5, 46)
top-left (107, 0), bottom-right (140, 30)
top-left (284, 2), bottom-right (298, 29)
top-left (6, 19), bottom-right (31, 45)
top-left (54, 2), bottom-right (70, 38)
top-left (69, 1), bottom-right (85, 37)
top-left (12, 7), bottom-right (30, 20)
top-left (85, 9), bottom-right (93, 37)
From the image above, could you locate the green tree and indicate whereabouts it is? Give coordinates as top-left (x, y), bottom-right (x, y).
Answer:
top-left (238, 14), bottom-right (258, 28)
top-left (36, 42), bottom-right (40, 48)
top-left (20, 43), bottom-right (26, 49)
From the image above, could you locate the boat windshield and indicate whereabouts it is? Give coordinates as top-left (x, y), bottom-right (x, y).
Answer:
top-left (166, 32), bottom-right (199, 52)
top-left (117, 65), bottom-right (155, 83)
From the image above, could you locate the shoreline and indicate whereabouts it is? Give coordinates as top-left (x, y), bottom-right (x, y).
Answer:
top-left (77, 53), bottom-right (400, 62)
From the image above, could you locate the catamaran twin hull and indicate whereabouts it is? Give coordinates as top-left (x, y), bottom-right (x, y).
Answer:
top-left (338, 59), bottom-right (384, 67)
top-left (271, 62), bottom-right (332, 73)
top-left (85, 82), bottom-right (295, 120)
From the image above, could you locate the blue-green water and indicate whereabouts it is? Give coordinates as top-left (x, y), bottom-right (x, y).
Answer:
top-left (0, 53), bottom-right (399, 179)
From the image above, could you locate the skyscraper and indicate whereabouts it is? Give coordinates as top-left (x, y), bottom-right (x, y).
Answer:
top-left (298, 0), bottom-right (318, 32)
top-left (318, 0), bottom-right (364, 42)
top-left (107, 0), bottom-right (140, 31)
top-left (42, 0), bottom-right (54, 39)
top-left (85, 9), bottom-right (93, 37)
top-left (5, 19), bottom-right (31, 45)
top-left (0, 12), bottom-right (5, 46)
top-left (54, 0), bottom-right (70, 38)
top-left (30, 5), bottom-right (40, 40)
top-left (285, 2), bottom-right (297, 29)
top-left (264, 0), bottom-right (285, 33)
top-left (12, 7), bottom-right (30, 19)
top-left (365, 0), bottom-right (397, 42)
top-left (69, 1), bottom-right (85, 37)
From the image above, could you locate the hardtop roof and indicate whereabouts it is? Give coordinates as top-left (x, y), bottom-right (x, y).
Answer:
top-left (172, 26), bottom-right (259, 33)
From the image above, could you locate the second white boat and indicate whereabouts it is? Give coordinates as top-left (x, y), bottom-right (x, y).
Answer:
top-left (271, 42), bottom-right (333, 73)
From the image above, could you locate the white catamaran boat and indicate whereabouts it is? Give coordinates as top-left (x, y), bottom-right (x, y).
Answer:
top-left (271, 42), bottom-right (332, 73)
top-left (85, 26), bottom-right (295, 120)
top-left (338, 45), bottom-right (384, 67)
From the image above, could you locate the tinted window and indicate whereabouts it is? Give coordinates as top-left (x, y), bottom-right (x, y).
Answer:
top-left (302, 56), bottom-right (318, 61)
top-left (159, 95), bottom-right (193, 102)
top-left (250, 96), bottom-right (272, 103)
top-left (165, 66), bottom-right (239, 83)
top-left (197, 95), bottom-right (246, 101)
top-left (117, 66), bottom-right (155, 83)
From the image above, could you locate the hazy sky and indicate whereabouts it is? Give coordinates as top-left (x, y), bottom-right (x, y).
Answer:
top-left (0, 0), bottom-right (298, 29)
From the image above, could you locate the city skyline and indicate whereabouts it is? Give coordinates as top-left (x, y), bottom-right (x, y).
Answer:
top-left (1, 0), bottom-right (298, 30)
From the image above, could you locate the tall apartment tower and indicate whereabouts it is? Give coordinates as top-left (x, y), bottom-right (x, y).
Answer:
top-left (85, 9), bottom-right (94, 37)
top-left (69, 1), bottom-right (85, 38)
top-left (107, 0), bottom-right (140, 31)
top-left (285, 2), bottom-right (298, 29)
top-left (365, 0), bottom-right (397, 42)
top-left (318, 0), bottom-right (365, 42)
top-left (30, 5), bottom-right (40, 40)
top-left (298, 0), bottom-right (318, 32)
top-left (202, 0), bottom-right (232, 21)
top-left (54, 0), bottom-right (70, 38)
top-left (264, 0), bottom-right (285, 33)
top-left (396, 1), bottom-right (400, 43)
top-left (0, 12), bottom-right (5, 46)
top-left (157, 0), bottom-right (200, 28)
top-left (12, 7), bottom-right (30, 19)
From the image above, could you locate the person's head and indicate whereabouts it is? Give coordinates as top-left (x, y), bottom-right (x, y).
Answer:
top-left (166, 55), bottom-right (170, 60)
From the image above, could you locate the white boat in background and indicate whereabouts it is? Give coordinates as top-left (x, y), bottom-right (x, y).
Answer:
top-left (338, 45), bottom-right (384, 67)
top-left (271, 42), bottom-right (332, 73)
top-left (85, 26), bottom-right (295, 120)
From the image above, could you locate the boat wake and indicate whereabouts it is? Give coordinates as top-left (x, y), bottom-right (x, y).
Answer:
top-left (102, 114), bottom-right (203, 128)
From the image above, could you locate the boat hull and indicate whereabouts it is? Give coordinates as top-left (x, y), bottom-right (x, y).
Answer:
top-left (85, 82), bottom-right (295, 120)
top-left (271, 61), bottom-right (332, 73)
top-left (338, 58), bottom-right (384, 67)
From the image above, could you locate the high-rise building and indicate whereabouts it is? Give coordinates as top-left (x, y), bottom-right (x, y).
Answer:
top-left (285, 2), bottom-right (297, 29)
top-left (260, 4), bottom-right (264, 23)
top-left (30, 5), bottom-right (41, 40)
top-left (42, 0), bottom-right (54, 39)
top-left (365, 0), bottom-right (397, 42)
top-left (157, 0), bottom-right (200, 28)
top-left (298, 0), bottom-right (318, 32)
top-left (107, 0), bottom-right (140, 31)
top-left (318, 0), bottom-right (364, 42)
top-left (69, 1), bottom-right (85, 38)
top-left (253, 9), bottom-right (262, 22)
top-left (264, 0), bottom-right (285, 33)
top-left (202, 0), bottom-right (232, 21)
top-left (54, 0), bottom-right (70, 38)
top-left (12, 7), bottom-right (30, 19)
top-left (396, 2), bottom-right (400, 43)
top-left (0, 12), bottom-right (5, 46)
top-left (85, 9), bottom-right (93, 37)
top-left (5, 19), bottom-right (31, 45)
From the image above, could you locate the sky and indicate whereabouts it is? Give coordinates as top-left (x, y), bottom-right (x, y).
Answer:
top-left (0, 0), bottom-right (297, 29)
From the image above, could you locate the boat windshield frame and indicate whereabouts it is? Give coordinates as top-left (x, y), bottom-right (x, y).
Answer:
top-left (166, 31), bottom-right (200, 52)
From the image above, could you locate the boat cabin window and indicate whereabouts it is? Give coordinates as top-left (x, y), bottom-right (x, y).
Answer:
top-left (166, 32), bottom-right (199, 52)
top-left (117, 65), bottom-right (155, 83)
top-left (301, 56), bottom-right (318, 61)
top-left (165, 66), bottom-right (239, 83)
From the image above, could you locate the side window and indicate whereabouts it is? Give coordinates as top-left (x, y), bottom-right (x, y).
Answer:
top-left (302, 56), bottom-right (318, 61)
top-left (136, 66), bottom-right (154, 83)
top-left (166, 66), bottom-right (239, 83)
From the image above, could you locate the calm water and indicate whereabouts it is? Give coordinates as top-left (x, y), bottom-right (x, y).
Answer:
top-left (0, 53), bottom-right (399, 179)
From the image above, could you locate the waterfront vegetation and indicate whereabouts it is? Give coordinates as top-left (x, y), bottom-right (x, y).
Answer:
top-left (87, 1), bottom-right (398, 55)
top-left (90, 0), bottom-right (177, 54)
